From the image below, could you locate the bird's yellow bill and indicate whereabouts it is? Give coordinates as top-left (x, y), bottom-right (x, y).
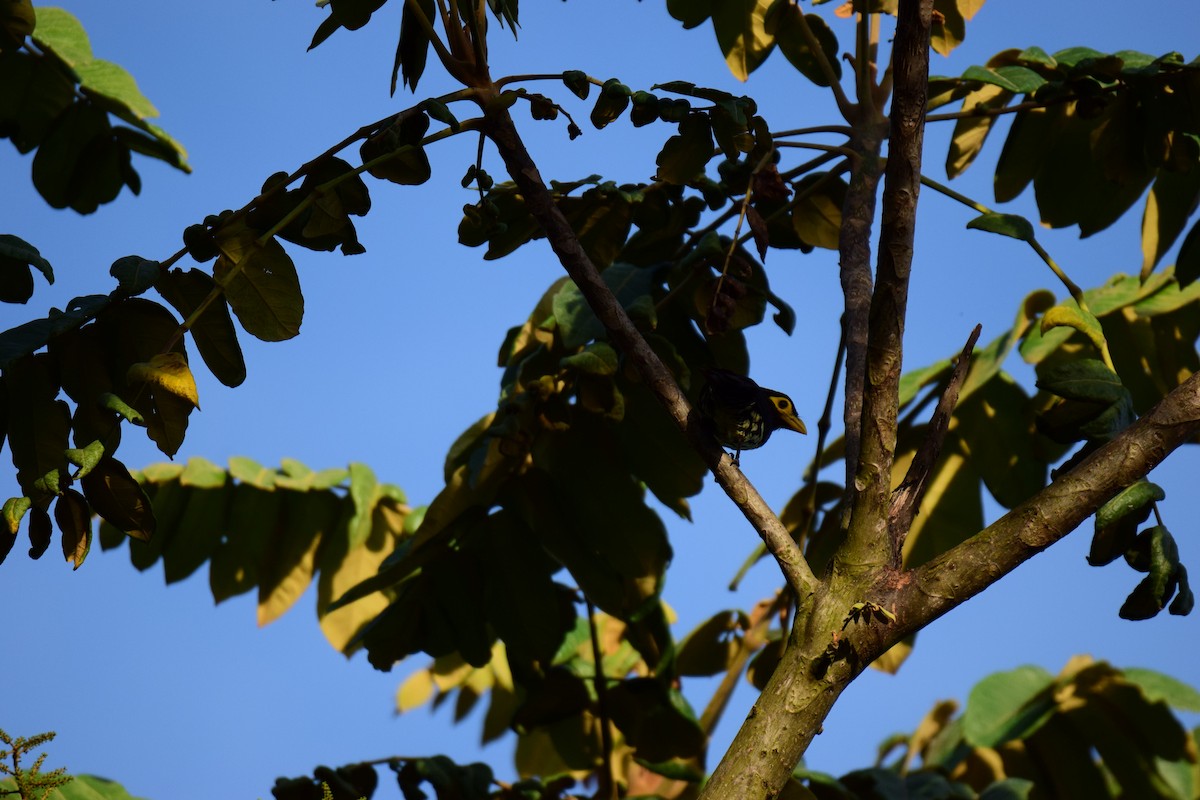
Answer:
top-left (780, 413), bottom-right (808, 435)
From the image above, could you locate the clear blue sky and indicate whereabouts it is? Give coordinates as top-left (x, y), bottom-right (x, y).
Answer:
top-left (3, 2), bottom-right (1199, 798)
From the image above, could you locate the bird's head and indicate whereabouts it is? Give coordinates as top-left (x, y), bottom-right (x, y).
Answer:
top-left (766, 392), bottom-right (808, 435)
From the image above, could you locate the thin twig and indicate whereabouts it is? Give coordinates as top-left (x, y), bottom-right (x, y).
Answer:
top-left (888, 323), bottom-right (981, 562)
top-left (587, 601), bottom-right (616, 800)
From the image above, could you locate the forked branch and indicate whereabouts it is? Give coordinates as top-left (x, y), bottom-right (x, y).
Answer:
top-left (480, 105), bottom-right (820, 598)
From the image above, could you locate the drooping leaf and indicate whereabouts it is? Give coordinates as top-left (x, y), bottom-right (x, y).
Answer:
top-left (4, 354), bottom-right (69, 505)
top-left (712, 0), bottom-right (776, 81)
top-left (590, 79), bottom-right (631, 129)
top-left (1140, 165), bottom-right (1200, 278)
top-left (667, 0), bottom-right (714, 29)
top-left (769, 4), bottom-right (840, 87)
top-left (0, 233), bottom-right (53, 304)
top-left (963, 665), bottom-right (1055, 748)
top-left (1090, 480), bottom-right (1164, 566)
top-left (676, 610), bottom-right (745, 677)
top-left (655, 113), bottom-right (715, 185)
top-left (214, 226), bottom-right (303, 342)
top-left (127, 352), bottom-right (199, 409)
top-left (155, 267), bottom-right (247, 388)
top-left (394, 0), bottom-right (434, 93)
top-left (946, 84), bottom-right (1012, 178)
top-left (54, 487), bottom-right (91, 569)
top-left (1039, 304), bottom-right (1108, 356)
top-left (79, 455), bottom-right (155, 541)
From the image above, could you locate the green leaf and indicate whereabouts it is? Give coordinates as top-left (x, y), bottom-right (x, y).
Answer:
top-left (1120, 526), bottom-right (1186, 620)
top-left (667, 0), bottom-right (713, 29)
top-left (655, 114), bottom-right (714, 185)
top-left (156, 268), bottom-right (247, 388)
top-left (80, 456), bottom-right (155, 541)
top-left (75, 58), bottom-right (157, 120)
top-left (1034, 96), bottom-right (1153, 237)
top-left (109, 255), bottom-right (159, 296)
top-left (1039, 304), bottom-right (1108, 356)
top-left (677, 610), bottom-right (744, 676)
top-left (5, 355), bottom-right (69, 504)
top-left (65, 439), bottom-right (105, 479)
top-left (552, 262), bottom-right (658, 350)
top-left (31, 7), bottom-right (93, 69)
top-left (6, 773), bottom-right (151, 800)
top-left (962, 64), bottom-right (1023, 92)
top-left (1090, 480), bottom-right (1163, 567)
top-left (966, 212), bottom-right (1035, 242)
top-left (477, 510), bottom-right (576, 663)
top-left (978, 778), bottom-right (1036, 800)
top-left (562, 70), bottom-right (590, 100)
top-left (964, 665), bottom-right (1055, 747)
top-left (55, 487), bottom-right (91, 569)
top-left (99, 391), bottom-right (143, 425)
top-left (770, 4), bottom-right (840, 87)
top-left (992, 65), bottom-right (1047, 94)
top-left (0, 497), bottom-right (26, 565)
top-left (1175, 219), bottom-right (1200, 288)
top-left (346, 461), bottom-right (378, 550)
top-left (607, 678), bottom-right (705, 762)
top-left (1036, 358), bottom-right (1126, 405)
top-left (1122, 668), bottom-right (1200, 712)
top-left (31, 102), bottom-right (125, 213)
top-left (590, 79), bottom-right (631, 129)
top-left (520, 416), bottom-right (672, 620)
top-left (395, 0), bottom-right (433, 93)
top-left (994, 104), bottom-right (1058, 203)
top-left (560, 342), bottom-right (618, 375)
top-left (0, 234), bottom-right (54, 304)
top-left (421, 98), bottom-right (460, 131)
top-left (214, 228), bottom-right (303, 342)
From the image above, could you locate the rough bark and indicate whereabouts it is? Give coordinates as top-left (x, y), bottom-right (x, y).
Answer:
top-left (842, 0), bottom-right (934, 571)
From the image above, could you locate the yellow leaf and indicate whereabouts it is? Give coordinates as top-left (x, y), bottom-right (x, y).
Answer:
top-left (871, 636), bottom-right (914, 675)
top-left (714, 0), bottom-right (776, 81)
top-left (946, 84), bottom-right (1011, 178)
top-left (127, 352), bottom-right (200, 408)
top-left (317, 497), bottom-right (406, 653)
top-left (257, 527), bottom-right (321, 627)
top-left (958, 0), bottom-right (986, 20)
top-left (1040, 303), bottom-right (1108, 356)
top-left (396, 668), bottom-right (435, 714)
top-left (792, 191), bottom-right (842, 249)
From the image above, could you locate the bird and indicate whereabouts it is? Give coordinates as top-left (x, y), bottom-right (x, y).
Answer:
top-left (699, 368), bottom-right (807, 464)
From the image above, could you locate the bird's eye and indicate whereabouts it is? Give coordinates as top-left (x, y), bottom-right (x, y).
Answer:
top-left (777, 399), bottom-right (790, 410)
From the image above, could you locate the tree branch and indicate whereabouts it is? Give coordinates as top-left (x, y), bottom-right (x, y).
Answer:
top-left (480, 106), bottom-right (819, 598)
top-left (898, 369), bottom-right (1200, 632)
top-left (888, 323), bottom-right (980, 562)
top-left (842, 0), bottom-right (933, 570)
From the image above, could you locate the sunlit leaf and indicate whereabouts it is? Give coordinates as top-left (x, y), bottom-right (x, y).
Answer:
top-left (964, 665), bottom-right (1055, 747)
top-left (946, 84), bottom-right (1012, 178)
top-left (713, 0), bottom-right (776, 81)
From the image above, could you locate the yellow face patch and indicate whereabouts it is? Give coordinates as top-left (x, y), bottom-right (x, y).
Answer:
top-left (769, 394), bottom-right (808, 435)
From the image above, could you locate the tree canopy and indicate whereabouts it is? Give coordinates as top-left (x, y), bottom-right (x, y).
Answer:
top-left (2, 1), bottom-right (1199, 798)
